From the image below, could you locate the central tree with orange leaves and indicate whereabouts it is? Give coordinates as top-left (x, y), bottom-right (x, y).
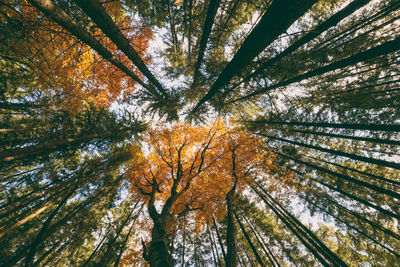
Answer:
top-left (125, 120), bottom-right (290, 266)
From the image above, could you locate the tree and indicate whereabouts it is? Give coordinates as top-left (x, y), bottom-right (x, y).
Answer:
top-left (125, 120), bottom-right (291, 265)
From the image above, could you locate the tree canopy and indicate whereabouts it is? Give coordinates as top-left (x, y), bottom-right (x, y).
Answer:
top-left (1, 0), bottom-right (399, 266)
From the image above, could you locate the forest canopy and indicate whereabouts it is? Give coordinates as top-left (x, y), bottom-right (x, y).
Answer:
top-left (1, 0), bottom-right (399, 266)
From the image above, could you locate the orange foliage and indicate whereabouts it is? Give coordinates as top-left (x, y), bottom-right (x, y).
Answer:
top-left (125, 119), bottom-right (293, 233)
top-left (1, 0), bottom-right (152, 111)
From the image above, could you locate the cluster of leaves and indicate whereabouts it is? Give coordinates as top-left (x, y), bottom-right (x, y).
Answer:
top-left (1, 0), bottom-right (152, 111)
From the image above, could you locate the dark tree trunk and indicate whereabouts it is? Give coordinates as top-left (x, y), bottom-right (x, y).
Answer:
top-left (246, 120), bottom-right (400, 132)
top-left (244, 214), bottom-right (281, 267)
top-left (233, 210), bottom-right (265, 266)
top-left (225, 187), bottom-right (237, 267)
top-left (191, 0), bottom-right (220, 88)
top-left (73, 0), bottom-right (169, 98)
top-left (0, 133), bottom-right (104, 164)
top-left (146, 221), bottom-right (172, 267)
top-left (213, 218), bottom-right (227, 264)
top-left (236, 36), bottom-right (400, 102)
top-left (192, 0), bottom-right (318, 113)
top-left (291, 128), bottom-right (400, 146)
top-left (262, 134), bottom-right (400, 171)
top-left (275, 152), bottom-right (400, 201)
top-left (25, 182), bottom-right (78, 266)
top-left (252, 183), bottom-right (348, 266)
top-left (232, 0), bottom-right (372, 90)
top-left (313, 201), bottom-right (400, 257)
top-left (207, 224), bottom-right (221, 267)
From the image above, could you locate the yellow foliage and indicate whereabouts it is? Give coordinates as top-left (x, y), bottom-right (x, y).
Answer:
top-left (125, 119), bottom-right (294, 233)
top-left (1, 0), bottom-right (152, 112)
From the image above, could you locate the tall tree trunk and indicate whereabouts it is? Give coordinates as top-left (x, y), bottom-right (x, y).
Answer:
top-left (235, 36), bottom-right (400, 102)
top-left (98, 203), bottom-right (139, 265)
top-left (233, 210), bottom-right (265, 266)
top-left (225, 187), bottom-right (237, 267)
top-left (213, 218), bottom-right (227, 264)
top-left (291, 128), bottom-right (400, 146)
top-left (308, 155), bottom-right (400, 186)
top-left (191, 0), bottom-right (220, 88)
top-left (252, 183), bottom-right (348, 266)
top-left (24, 180), bottom-right (79, 266)
top-left (288, 165), bottom-right (400, 221)
top-left (167, 0), bottom-right (179, 59)
top-left (313, 201), bottom-right (400, 257)
top-left (207, 224), bottom-right (221, 267)
top-left (262, 134), bottom-right (400, 171)
top-left (246, 119), bottom-right (400, 132)
top-left (0, 133), bottom-right (104, 164)
top-left (276, 151), bottom-right (400, 200)
top-left (192, 0), bottom-right (318, 113)
top-left (73, 0), bottom-right (169, 98)
top-left (231, 0), bottom-right (372, 91)
top-left (244, 214), bottom-right (281, 267)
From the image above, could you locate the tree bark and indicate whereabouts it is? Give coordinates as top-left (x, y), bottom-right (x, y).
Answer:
top-left (253, 183), bottom-right (348, 266)
top-left (146, 220), bottom-right (172, 267)
top-left (191, 0), bottom-right (220, 88)
top-left (225, 186), bottom-right (238, 267)
top-left (288, 164), bottom-right (400, 221)
top-left (24, 182), bottom-right (78, 266)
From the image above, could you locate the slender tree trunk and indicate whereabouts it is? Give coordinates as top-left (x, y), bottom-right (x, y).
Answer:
top-left (291, 128), bottom-right (400, 146)
top-left (207, 224), bottom-right (221, 267)
top-left (25, 182), bottom-right (78, 266)
top-left (31, 238), bottom-right (63, 266)
top-left (236, 36), bottom-right (400, 102)
top-left (73, 0), bottom-right (169, 98)
top-left (313, 201), bottom-right (400, 257)
top-left (262, 134), bottom-right (400, 171)
top-left (213, 218), bottom-right (227, 264)
top-left (114, 212), bottom-right (140, 267)
top-left (181, 216), bottom-right (186, 266)
top-left (191, 0), bottom-right (220, 88)
top-left (244, 214), bottom-right (281, 267)
top-left (0, 133), bottom-right (104, 164)
top-left (82, 225), bottom-right (114, 267)
top-left (167, 0), bottom-right (178, 58)
top-left (308, 155), bottom-right (400, 186)
top-left (289, 165), bottom-right (400, 221)
top-left (246, 120), bottom-right (400, 132)
top-left (252, 183), bottom-right (348, 266)
top-left (275, 152), bottom-right (400, 200)
top-left (0, 102), bottom-right (41, 110)
top-left (234, 210), bottom-right (265, 266)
